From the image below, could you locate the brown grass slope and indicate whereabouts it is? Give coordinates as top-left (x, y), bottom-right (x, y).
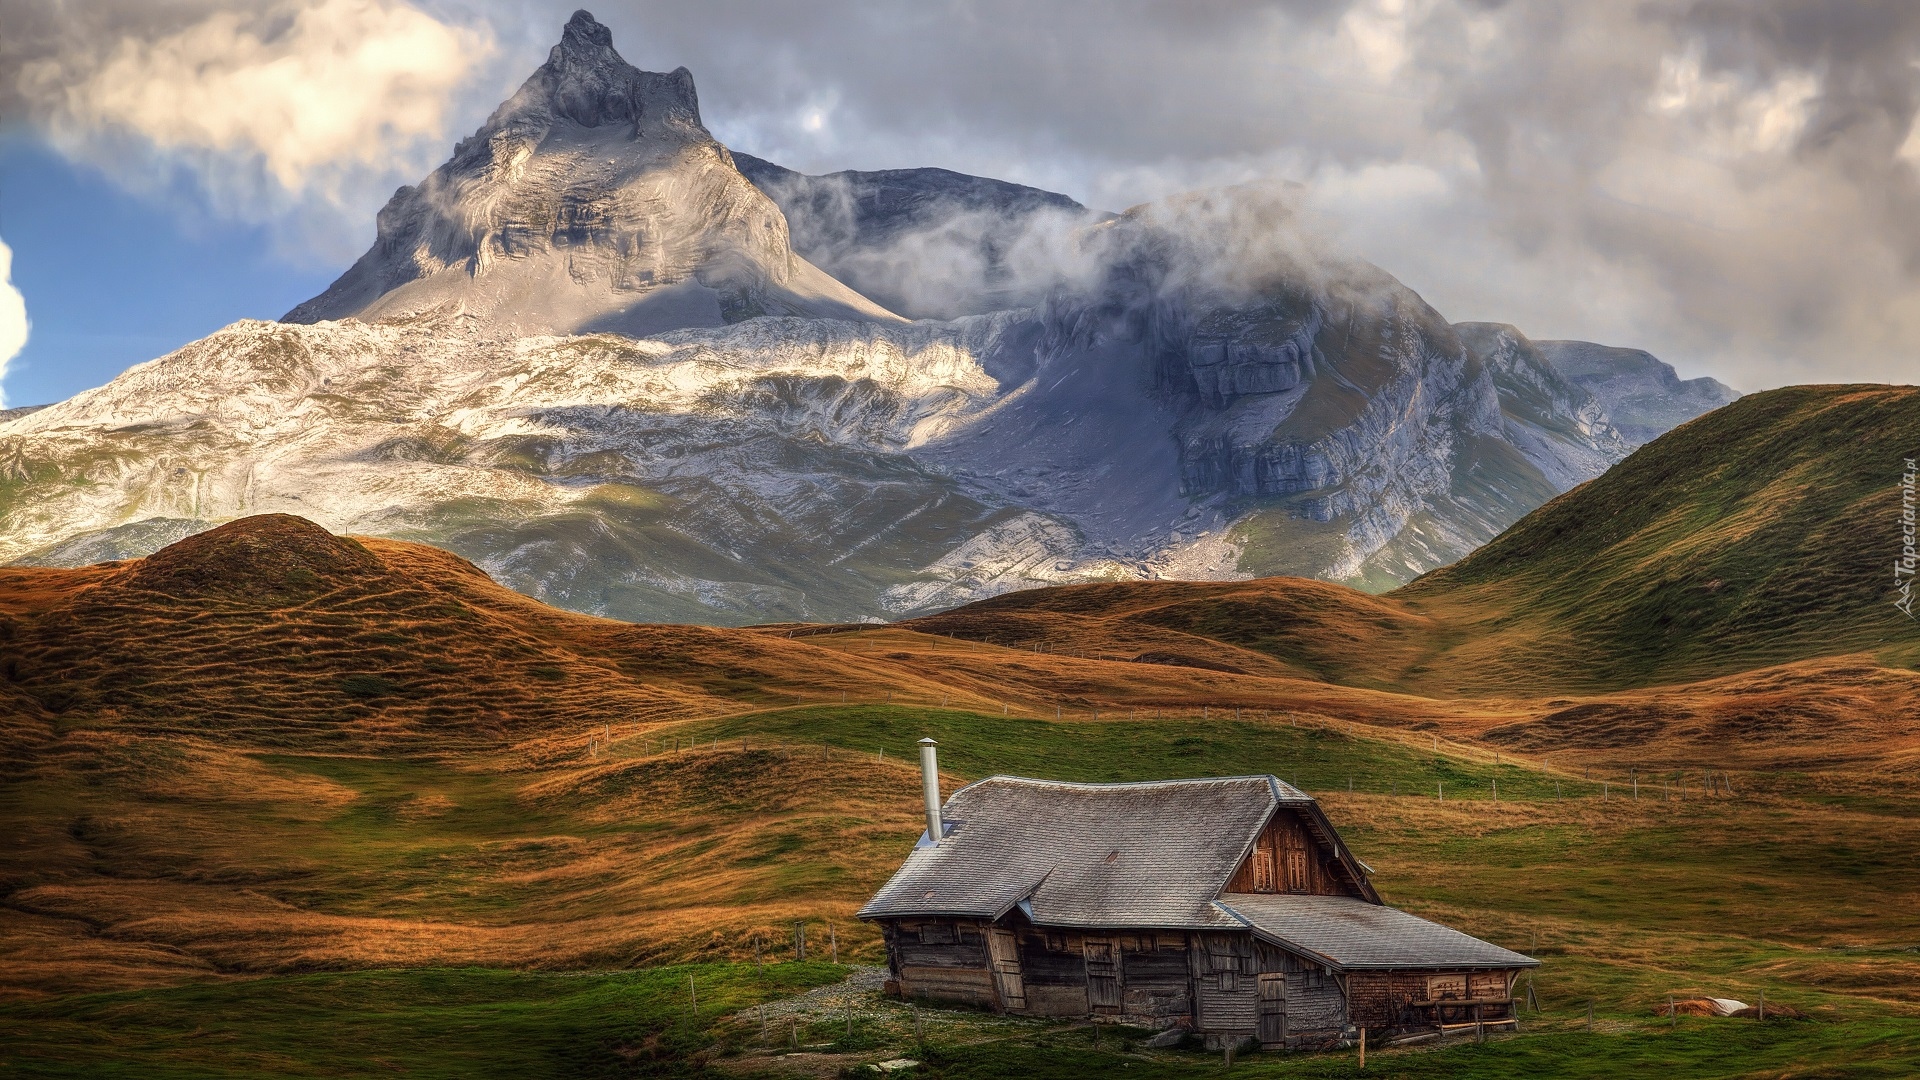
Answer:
top-left (2, 384), bottom-right (1917, 1011)
top-left (0, 515), bottom-right (1009, 753)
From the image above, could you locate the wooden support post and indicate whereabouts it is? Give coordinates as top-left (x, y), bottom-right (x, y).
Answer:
top-left (830, 923), bottom-right (838, 965)
top-left (754, 936), bottom-right (762, 974)
top-left (1587, 999), bottom-right (1594, 1031)
top-left (1439, 781), bottom-right (1444, 801)
top-left (795, 922), bottom-right (806, 961)
top-left (1359, 1026), bottom-right (1367, 1069)
top-left (1669, 994), bottom-right (1675, 1027)
top-left (913, 1003), bottom-right (923, 1043)
top-left (790, 1017), bottom-right (799, 1050)
top-left (1759, 989), bottom-right (1765, 1021)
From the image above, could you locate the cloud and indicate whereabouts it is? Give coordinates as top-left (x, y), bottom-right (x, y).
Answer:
top-left (0, 235), bottom-right (28, 409)
top-left (8, 0), bottom-right (1920, 388)
top-left (10, 0), bottom-right (496, 260)
top-left (563, 0), bottom-right (1920, 388)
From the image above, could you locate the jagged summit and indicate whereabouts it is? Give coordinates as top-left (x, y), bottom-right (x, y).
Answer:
top-left (283, 11), bottom-right (897, 337)
top-left (501, 10), bottom-right (700, 132)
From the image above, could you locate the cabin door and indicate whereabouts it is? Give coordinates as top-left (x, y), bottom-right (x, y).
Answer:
top-left (1257, 973), bottom-right (1287, 1045)
top-left (1083, 939), bottom-right (1122, 1011)
top-left (986, 929), bottom-right (1026, 1012)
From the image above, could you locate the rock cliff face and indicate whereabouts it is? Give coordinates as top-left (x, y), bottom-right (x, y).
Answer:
top-left (0, 13), bottom-right (1739, 621)
top-left (1534, 339), bottom-right (1740, 444)
top-left (285, 10), bottom-right (899, 338)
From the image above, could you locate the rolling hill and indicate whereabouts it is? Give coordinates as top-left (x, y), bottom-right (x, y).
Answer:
top-left (910, 384), bottom-right (1920, 694)
top-left (3, 381), bottom-right (1920, 1076)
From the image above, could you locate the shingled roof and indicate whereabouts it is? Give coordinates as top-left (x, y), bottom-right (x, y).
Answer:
top-left (859, 774), bottom-right (1373, 928)
top-left (1218, 894), bottom-right (1539, 971)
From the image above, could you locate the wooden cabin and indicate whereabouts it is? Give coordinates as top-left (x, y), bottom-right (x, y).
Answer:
top-left (858, 762), bottom-right (1536, 1050)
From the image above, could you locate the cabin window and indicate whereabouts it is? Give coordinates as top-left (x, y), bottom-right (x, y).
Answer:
top-left (1284, 849), bottom-right (1311, 893)
top-left (1251, 842), bottom-right (1276, 892)
top-left (918, 923), bottom-right (955, 945)
top-left (1218, 970), bottom-right (1239, 992)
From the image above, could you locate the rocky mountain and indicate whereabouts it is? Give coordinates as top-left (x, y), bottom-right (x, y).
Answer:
top-left (285, 10), bottom-right (899, 337)
top-left (733, 153), bottom-right (1107, 319)
top-left (1533, 338), bottom-right (1740, 444)
top-left (0, 11), bottom-right (1738, 624)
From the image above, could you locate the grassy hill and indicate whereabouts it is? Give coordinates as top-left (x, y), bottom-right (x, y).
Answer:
top-left (910, 384), bottom-right (1920, 698)
top-left (3, 387), bottom-right (1920, 1076)
top-left (1400, 384), bottom-right (1920, 687)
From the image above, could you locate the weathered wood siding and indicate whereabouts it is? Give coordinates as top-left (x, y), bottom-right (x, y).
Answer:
top-left (1347, 969), bottom-right (1518, 1029)
top-left (1003, 928), bottom-right (1194, 1023)
top-left (1347, 971), bottom-right (1429, 1029)
top-left (1225, 810), bottom-right (1360, 897)
top-left (1009, 928), bottom-right (1088, 1017)
top-left (1192, 932), bottom-right (1260, 1032)
top-left (1249, 941), bottom-right (1345, 1047)
top-left (1121, 934), bottom-right (1193, 1021)
top-left (883, 918), bottom-right (997, 1008)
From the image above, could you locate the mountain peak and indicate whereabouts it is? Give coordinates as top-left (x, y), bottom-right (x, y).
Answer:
top-left (561, 9), bottom-right (614, 50)
top-left (279, 8), bottom-right (898, 337)
top-left (511, 9), bottom-right (700, 130)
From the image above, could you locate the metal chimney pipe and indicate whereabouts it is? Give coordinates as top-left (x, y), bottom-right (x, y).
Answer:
top-left (919, 738), bottom-right (943, 845)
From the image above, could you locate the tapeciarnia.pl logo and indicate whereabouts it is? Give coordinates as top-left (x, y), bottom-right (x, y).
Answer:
top-left (1898, 457), bottom-right (1917, 619)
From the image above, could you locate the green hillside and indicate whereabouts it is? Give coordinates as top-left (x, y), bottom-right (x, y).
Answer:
top-left (1402, 384), bottom-right (1920, 687)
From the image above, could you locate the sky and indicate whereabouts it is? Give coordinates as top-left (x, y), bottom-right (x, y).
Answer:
top-left (3, 0), bottom-right (1919, 408)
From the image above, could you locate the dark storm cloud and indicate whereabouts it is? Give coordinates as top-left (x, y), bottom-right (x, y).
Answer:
top-left (8, 0), bottom-right (1920, 385)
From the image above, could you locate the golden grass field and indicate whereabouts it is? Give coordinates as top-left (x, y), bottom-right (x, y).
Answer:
top-left (0, 384), bottom-right (1915, 1075)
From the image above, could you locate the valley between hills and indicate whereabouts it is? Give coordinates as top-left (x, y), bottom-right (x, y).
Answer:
top-left (1, 384), bottom-right (1917, 1077)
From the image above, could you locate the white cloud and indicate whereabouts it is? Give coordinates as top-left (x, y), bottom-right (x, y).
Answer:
top-left (18, 0), bottom-right (495, 256)
top-left (0, 235), bottom-right (28, 410)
